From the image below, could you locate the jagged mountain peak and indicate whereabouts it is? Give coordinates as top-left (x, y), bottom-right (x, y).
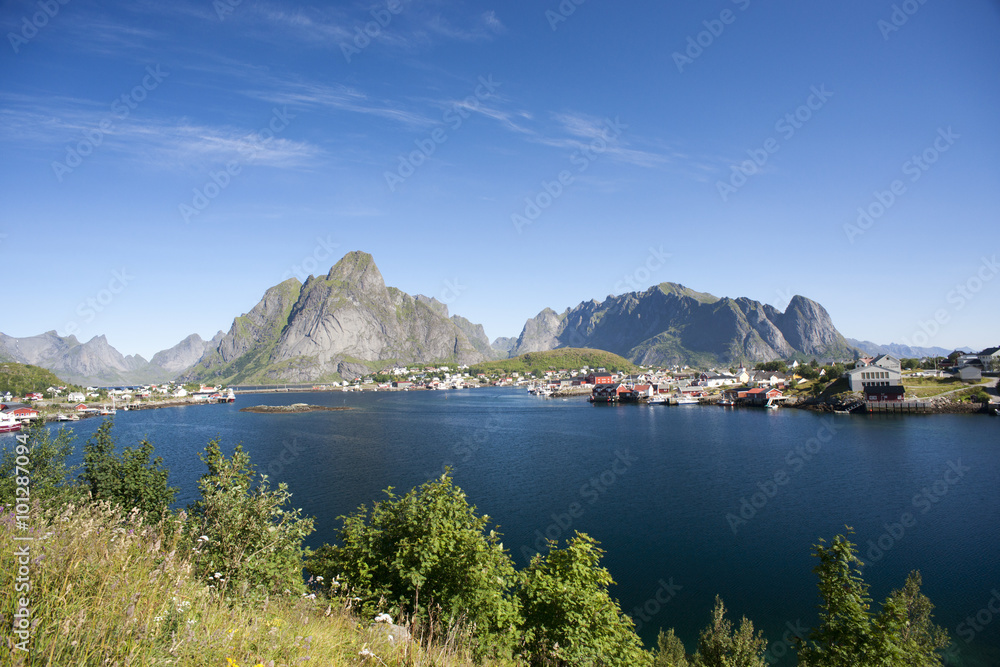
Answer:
top-left (325, 250), bottom-right (385, 294)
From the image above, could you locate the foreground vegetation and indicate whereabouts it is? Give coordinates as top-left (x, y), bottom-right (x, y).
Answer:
top-left (1, 422), bottom-right (954, 666)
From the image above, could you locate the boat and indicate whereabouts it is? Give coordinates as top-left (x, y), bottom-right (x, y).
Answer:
top-left (764, 398), bottom-right (779, 410)
top-left (0, 413), bottom-right (22, 433)
top-left (716, 398), bottom-right (735, 406)
top-left (54, 413), bottom-right (80, 422)
top-left (675, 395), bottom-right (699, 405)
top-left (647, 395), bottom-right (669, 404)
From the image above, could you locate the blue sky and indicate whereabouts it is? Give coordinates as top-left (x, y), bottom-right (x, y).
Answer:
top-left (2, 0), bottom-right (998, 359)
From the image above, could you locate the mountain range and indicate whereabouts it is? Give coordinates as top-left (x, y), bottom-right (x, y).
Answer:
top-left (2, 251), bottom-right (932, 386)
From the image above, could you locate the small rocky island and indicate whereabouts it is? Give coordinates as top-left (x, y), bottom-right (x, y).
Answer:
top-left (239, 403), bottom-right (353, 414)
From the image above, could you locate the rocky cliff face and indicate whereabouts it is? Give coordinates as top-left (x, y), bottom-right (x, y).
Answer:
top-left (509, 283), bottom-right (856, 366)
top-left (149, 333), bottom-right (216, 375)
top-left (185, 251), bottom-right (487, 383)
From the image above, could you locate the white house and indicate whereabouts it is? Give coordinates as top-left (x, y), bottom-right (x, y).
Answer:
top-left (67, 392), bottom-right (86, 403)
top-left (172, 388), bottom-right (188, 398)
top-left (844, 364), bottom-right (902, 392)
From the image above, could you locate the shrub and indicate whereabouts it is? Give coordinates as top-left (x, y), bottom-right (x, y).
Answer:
top-left (518, 532), bottom-right (651, 666)
top-left (691, 596), bottom-right (766, 667)
top-left (654, 628), bottom-right (689, 667)
top-left (0, 422), bottom-right (80, 508)
top-left (187, 439), bottom-right (315, 599)
top-left (79, 419), bottom-right (177, 518)
top-left (307, 472), bottom-right (521, 660)
top-left (796, 532), bottom-right (949, 666)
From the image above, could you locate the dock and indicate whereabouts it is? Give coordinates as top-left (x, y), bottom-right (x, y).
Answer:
top-left (864, 400), bottom-right (931, 414)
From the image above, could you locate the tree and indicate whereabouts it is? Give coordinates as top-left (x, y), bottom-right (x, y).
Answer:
top-left (188, 440), bottom-right (314, 598)
top-left (307, 472), bottom-right (520, 659)
top-left (0, 422), bottom-right (80, 507)
top-left (692, 596), bottom-right (767, 667)
top-left (80, 419), bottom-right (176, 517)
top-left (654, 628), bottom-right (689, 667)
top-left (796, 532), bottom-right (949, 667)
top-left (754, 361), bottom-right (788, 373)
top-left (518, 532), bottom-right (651, 666)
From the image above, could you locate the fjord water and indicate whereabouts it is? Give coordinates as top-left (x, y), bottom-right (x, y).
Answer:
top-left (50, 388), bottom-right (999, 665)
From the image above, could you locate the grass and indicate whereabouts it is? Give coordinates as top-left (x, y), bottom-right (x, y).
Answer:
top-left (901, 376), bottom-right (989, 398)
top-left (0, 502), bottom-right (515, 667)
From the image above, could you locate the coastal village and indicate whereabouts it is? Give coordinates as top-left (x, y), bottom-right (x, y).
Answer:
top-left (2, 347), bottom-right (997, 432)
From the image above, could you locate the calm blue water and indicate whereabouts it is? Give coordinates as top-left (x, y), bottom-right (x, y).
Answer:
top-left (14, 388), bottom-right (1000, 665)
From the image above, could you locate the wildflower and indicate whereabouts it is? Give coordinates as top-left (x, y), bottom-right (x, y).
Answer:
top-left (214, 572), bottom-right (223, 579)
top-left (315, 575), bottom-right (324, 582)
top-left (303, 593), bottom-right (316, 599)
top-left (359, 647), bottom-right (375, 657)
top-left (374, 612), bottom-right (392, 624)
top-left (198, 535), bottom-right (209, 542)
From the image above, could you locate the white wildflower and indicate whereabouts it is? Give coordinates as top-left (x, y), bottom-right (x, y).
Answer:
top-left (374, 612), bottom-right (393, 624)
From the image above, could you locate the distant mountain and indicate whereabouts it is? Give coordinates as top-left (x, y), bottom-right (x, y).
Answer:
top-left (149, 333), bottom-right (218, 375)
top-left (182, 251), bottom-right (488, 383)
top-left (491, 336), bottom-right (517, 356)
top-left (0, 331), bottom-right (154, 386)
top-left (845, 339), bottom-right (970, 359)
top-left (508, 283), bottom-right (857, 367)
top-left (0, 330), bottom-right (221, 386)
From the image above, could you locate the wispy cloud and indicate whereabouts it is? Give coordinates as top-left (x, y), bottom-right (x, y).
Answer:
top-left (0, 95), bottom-right (322, 171)
top-left (531, 111), bottom-right (672, 169)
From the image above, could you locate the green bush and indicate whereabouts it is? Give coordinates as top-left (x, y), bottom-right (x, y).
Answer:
top-left (518, 532), bottom-right (651, 667)
top-left (796, 532), bottom-right (949, 666)
top-left (187, 439), bottom-right (315, 599)
top-left (79, 419), bottom-right (177, 518)
top-left (654, 628), bottom-right (689, 667)
top-left (307, 472), bottom-right (521, 660)
top-left (0, 422), bottom-right (80, 508)
top-left (691, 596), bottom-right (766, 667)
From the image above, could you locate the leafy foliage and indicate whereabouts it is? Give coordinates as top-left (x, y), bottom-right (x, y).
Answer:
top-left (517, 532), bottom-right (651, 667)
top-left (79, 419), bottom-right (177, 517)
top-left (187, 440), bottom-right (315, 598)
top-left (654, 628), bottom-right (690, 667)
top-left (796, 532), bottom-right (949, 667)
top-left (691, 596), bottom-right (767, 667)
top-left (0, 422), bottom-right (80, 507)
top-left (753, 361), bottom-right (788, 373)
top-left (307, 472), bottom-right (521, 659)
